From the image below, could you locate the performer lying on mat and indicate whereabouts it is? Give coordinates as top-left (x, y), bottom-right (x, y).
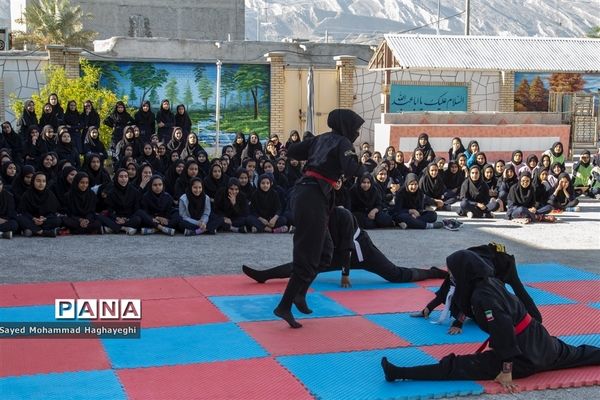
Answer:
top-left (411, 242), bottom-right (542, 334)
top-left (243, 207), bottom-right (447, 290)
top-left (381, 249), bottom-right (600, 392)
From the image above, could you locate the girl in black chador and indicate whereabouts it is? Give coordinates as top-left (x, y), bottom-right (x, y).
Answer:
top-left (382, 249), bottom-right (600, 392)
top-left (39, 103), bottom-right (59, 132)
top-left (80, 100), bottom-right (100, 138)
top-left (274, 108), bottom-right (365, 329)
top-left (18, 100), bottom-right (38, 137)
top-left (167, 127), bottom-right (186, 156)
top-left (156, 99), bottom-right (175, 143)
top-left (419, 162), bottom-right (448, 210)
top-left (0, 176), bottom-right (19, 239)
top-left (175, 104), bottom-right (192, 135)
top-left (243, 207), bottom-right (446, 286)
top-left (180, 133), bottom-right (204, 160)
top-left (415, 132), bottom-right (436, 162)
top-left (174, 160), bottom-right (200, 201)
top-left (392, 173), bottom-right (443, 230)
top-left (203, 162), bottom-right (227, 199)
top-left (213, 177), bottom-right (250, 233)
top-left (96, 168), bottom-right (141, 235)
top-left (17, 172), bottom-right (63, 237)
top-left (134, 100), bottom-right (156, 141)
top-left (350, 173), bottom-right (394, 230)
top-left (83, 154), bottom-right (111, 188)
top-left (104, 101), bottom-right (134, 148)
top-left (248, 173), bottom-right (288, 233)
top-left (2, 121), bottom-right (24, 164)
top-left (63, 100), bottom-right (83, 154)
top-left (56, 129), bottom-right (80, 168)
top-left (138, 175), bottom-right (179, 236)
top-left (459, 165), bottom-right (499, 218)
top-left (82, 126), bottom-right (107, 162)
top-left (63, 172), bottom-right (102, 234)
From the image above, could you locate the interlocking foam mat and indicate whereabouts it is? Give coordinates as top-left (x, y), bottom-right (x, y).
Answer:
top-left (1, 263), bottom-right (599, 400)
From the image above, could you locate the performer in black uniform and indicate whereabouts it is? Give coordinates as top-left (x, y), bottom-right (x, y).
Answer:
top-left (274, 109), bottom-right (365, 328)
top-left (381, 249), bottom-right (600, 392)
top-left (412, 243), bottom-right (542, 333)
top-left (243, 207), bottom-right (447, 288)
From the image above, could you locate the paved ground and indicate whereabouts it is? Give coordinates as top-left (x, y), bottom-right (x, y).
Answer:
top-left (1, 197), bottom-right (599, 399)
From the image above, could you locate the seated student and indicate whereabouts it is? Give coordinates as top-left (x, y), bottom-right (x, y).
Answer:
top-left (235, 167), bottom-right (255, 199)
top-left (443, 161), bottom-right (464, 204)
top-left (392, 173), bottom-right (443, 229)
top-left (543, 141), bottom-right (565, 166)
top-left (384, 145), bottom-right (396, 161)
top-left (506, 171), bottom-right (555, 224)
top-left (412, 243), bottom-right (542, 328)
top-left (203, 162), bottom-right (227, 199)
top-left (350, 173), bottom-right (394, 230)
top-left (178, 177), bottom-right (222, 236)
top-left (519, 154), bottom-right (538, 175)
top-left (494, 159), bottom-right (505, 179)
top-left (435, 157), bottom-right (446, 172)
top-left (137, 142), bottom-right (162, 172)
top-left (39, 124), bottom-right (58, 155)
top-left (408, 148), bottom-right (428, 176)
top-left (55, 129), bottom-right (80, 168)
top-left (37, 152), bottom-right (58, 187)
top-left (548, 172), bottom-right (580, 212)
top-left (274, 157), bottom-right (291, 191)
top-left (373, 164), bottom-right (395, 207)
top-left (17, 172), bottom-right (63, 237)
top-left (419, 162), bottom-right (449, 211)
top-left (213, 177), bottom-right (250, 233)
top-left (1, 160), bottom-right (18, 190)
top-left (286, 157), bottom-right (302, 185)
top-left (62, 172), bottom-right (102, 234)
top-left (372, 151), bottom-right (383, 165)
top-left (456, 153), bottom-right (469, 178)
top-left (0, 176), bottom-right (19, 238)
top-left (10, 165), bottom-right (35, 206)
top-left (52, 166), bottom-right (77, 212)
top-left (482, 164), bottom-right (499, 199)
top-left (572, 150), bottom-right (593, 197)
top-left (416, 133), bottom-right (436, 163)
top-left (137, 175), bottom-right (178, 236)
top-left (164, 160), bottom-right (185, 197)
top-left (333, 177), bottom-right (352, 210)
top-left (537, 154), bottom-right (551, 176)
top-left (448, 137), bottom-right (466, 162)
top-left (532, 167), bottom-right (552, 209)
top-left (394, 151), bottom-right (410, 179)
top-left (507, 149), bottom-right (525, 171)
top-left (23, 125), bottom-right (43, 166)
top-left (360, 150), bottom-right (377, 173)
top-left (386, 159), bottom-right (404, 186)
top-left (243, 207), bottom-right (447, 286)
top-left (464, 140), bottom-right (480, 168)
top-left (473, 152), bottom-right (488, 170)
top-left (381, 249), bottom-right (600, 391)
top-left (166, 127), bottom-right (185, 156)
top-left (174, 160), bottom-right (200, 201)
top-left (497, 164), bottom-right (518, 211)
top-left (136, 163), bottom-right (154, 193)
top-left (459, 165), bottom-right (499, 218)
top-left (248, 173), bottom-right (288, 233)
top-left (97, 168), bottom-right (141, 235)
top-left (83, 153), bottom-right (111, 189)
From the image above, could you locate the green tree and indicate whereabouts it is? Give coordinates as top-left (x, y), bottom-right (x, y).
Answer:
top-left (13, 0), bottom-right (97, 49)
top-left (197, 77), bottom-right (213, 111)
top-left (128, 63), bottom-right (168, 104)
top-left (92, 62), bottom-right (122, 93)
top-left (221, 66), bottom-right (237, 111)
top-left (164, 78), bottom-right (179, 105)
top-left (529, 76), bottom-right (548, 111)
top-left (587, 26), bottom-right (600, 38)
top-left (514, 78), bottom-right (530, 111)
top-left (11, 60), bottom-right (124, 148)
top-left (194, 65), bottom-right (206, 83)
top-left (183, 81), bottom-right (194, 107)
top-left (148, 88), bottom-right (159, 106)
top-left (234, 65), bottom-right (269, 119)
top-left (129, 86), bottom-right (138, 105)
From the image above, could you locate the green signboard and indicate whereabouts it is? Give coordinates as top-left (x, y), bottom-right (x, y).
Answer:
top-left (390, 84), bottom-right (468, 112)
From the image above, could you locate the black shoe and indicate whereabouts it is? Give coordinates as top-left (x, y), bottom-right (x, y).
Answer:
top-left (242, 265), bottom-right (267, 283)
top-left (381, 357), bottom-right (395, 382)
top-left (42, 229), bottom-right (57, 238)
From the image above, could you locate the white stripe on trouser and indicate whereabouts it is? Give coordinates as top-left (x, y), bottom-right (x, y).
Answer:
top-left (353, 228), bottom-right (364, 262)
top-left (433, 285), bottom-right (455, 325)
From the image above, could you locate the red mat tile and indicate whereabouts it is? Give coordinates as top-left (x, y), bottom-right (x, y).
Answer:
top-left (118, 358), bottom-right (313, 400)
top-left (480, 365), bottom-right (600, 394)
top-left (420, 343), bottom-right (485, 360)
top-left (0, 282), bottom-right (78, 307)
top-left (184, 274), bottom-right (290, 296)
top-left (413, 278), bottom-right (446, 288)
top-left (0, 338), bottom-right (110, 377)
top-left (323, 287), bottom-right (436, 315)
top-left (530, 281), bottom-right (600, 304)
top-left (139, 297), bottom-right (229, 328)
top-left (539, 304), bottom-right (600, 336)
top-left (240, 316), bottom-right (409, 356)
top-left (73, 277), bottom-right (200, 300)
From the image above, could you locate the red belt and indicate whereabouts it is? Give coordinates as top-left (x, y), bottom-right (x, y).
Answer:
top-left (305, 170), bottom-right (337, 187)
top-left (476, 313), bottom-right (532, 353)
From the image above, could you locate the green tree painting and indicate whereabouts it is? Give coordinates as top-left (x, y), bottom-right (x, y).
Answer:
top-left (128, 64), bottom-right (169, 104)
top-left (234, 65), bottom-right (269, 119)
top-left (164, 78), bottom-right (179, 105)
top-left (183, 81), bottom-right (194, 107)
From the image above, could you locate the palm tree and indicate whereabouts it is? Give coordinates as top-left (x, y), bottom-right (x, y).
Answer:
top-left (13, 0), bottom-right (97, 49)
top-left (588, 26), bottom-right (600, 39)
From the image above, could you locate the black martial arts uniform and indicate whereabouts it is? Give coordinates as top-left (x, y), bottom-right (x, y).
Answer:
top-left (382, 250), bottom-right (600, 384)
top-left (243, 207), bottom-right (447, 284)
top-left (274, 109), bottom-right (365, 328)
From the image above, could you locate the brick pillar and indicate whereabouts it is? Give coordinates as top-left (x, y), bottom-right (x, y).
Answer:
top-left (499, 71), bottom-right (515, 112)
top-left (334, 55), bottom-right (356, 109)
top-left (265, 52), bottom-right (286, 138)
top-left (46, 45), bottom-right (81, 78)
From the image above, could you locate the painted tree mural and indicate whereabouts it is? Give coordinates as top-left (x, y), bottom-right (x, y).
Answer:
top-left (234, 65), bottom-right (269, 119)
top-left (128, 63), bottom-right (169, 104)
top-left (548, 73), bottom-right (586, 93)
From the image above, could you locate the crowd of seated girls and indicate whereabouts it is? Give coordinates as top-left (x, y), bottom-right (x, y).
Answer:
top-left (2, 97), bottom-right (600, 239)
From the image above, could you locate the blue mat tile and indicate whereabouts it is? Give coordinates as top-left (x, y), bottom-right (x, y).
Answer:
top-left (559, 334), bottom-right (600, 348)
top-left (102, 322), bottom-right (267, 368)
top-left (590, 302), bottom-right (600, 310)
top-left (508, 286), bottom-right (576, 305)
top-left (0, 370), bottom-right (126, 400)
top-left (366, 311), bottom-right (488, 346)
top-left (0, 305), bottom-right (59, 322)
top-left (278, 347), bottom-right (484, 400)
top-left (516, 264), bottom-right (600, 283)
top-left (209, 293), bottom-right (354, 322)
top-left (311, 270), bottom-right (418, 292)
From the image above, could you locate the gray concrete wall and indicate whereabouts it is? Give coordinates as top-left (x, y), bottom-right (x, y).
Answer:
top-left (76, 0), bottom-right (245, 41)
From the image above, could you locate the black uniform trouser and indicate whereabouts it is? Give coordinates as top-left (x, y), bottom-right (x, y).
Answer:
top-left (351, 234), bottom-right (413, 282)
top-left (16, 215), bottom-right (63, 233)
top-left (178, 213), bottom-right (224, 232)
top-left (97, 214), bottom-right (142, 231)
top-left (135, 209), bottom-right (181, 229)
top-left (0, 219), bottom-right (19, 233)
top-left (386, 322), bottom-right (600, 381)
top-left (63, 216), bottom-right (102, 234)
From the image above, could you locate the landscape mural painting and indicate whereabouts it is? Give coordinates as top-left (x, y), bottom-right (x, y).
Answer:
top-left (90, 61), bottom-right (271, 146)
top-left (514, 72), bottom-right (600, 112)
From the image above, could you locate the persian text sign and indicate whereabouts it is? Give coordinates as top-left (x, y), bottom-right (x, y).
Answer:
top-left (390, 84), bottom-right (468, 112)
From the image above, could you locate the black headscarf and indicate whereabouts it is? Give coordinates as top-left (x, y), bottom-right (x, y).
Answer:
top-left (106, 168), bottom-right (140, 216)
top-left (165, 160), bottom-right (185, 196)
top-left (327, 109), bottom-right (365, 143)
top-left (443, 161), bottom-right (465, 190)
top-left (11, 165), bottom-right (35, 203)
top-left (196, 150), bottom-right (210, 178)
top-left (53, 165), bottom-right (77, 206)
top-left (203, 163), bottom-right (227, 199)
top-left (446, 249), bottom-right (495, 318)
top-left (185, 177), bottom-right (207, 220)
top-left (233, 132), bottom-right (247, 161)
top-left (19, 172), bottom-right (60, 216)
top-left (141, 175), bottom-right (173, 217)
top-left (0, 176), bottom-right (17, 219)
top-left (508, 170), bottom-right (534, 208)
top-left (549, 161), bottom-right (565, 180)
top-left (83, 127), bottom-right (106, 157)
top-left (1, 161), bottom-right (18, 186)
top-left (394, 173), bottom-right (425, 211)
top-left (460, 165), bottom-right (490, 203)
top-left (83, 154), bottom-right (110, 187)
top-left (350, 173), bottom-right (381, 212)
top-left (550, 141), bottom-right (563, 158)
top-left (66, 172), bottom-right (97, 217)
top-left (419, 162), bottom-right (446, 199)
top-left (494, 160), bottom-right (505, 179)
top-left (482, 164), bottom-right (497, 191)
top-left (174, 160), bottom-right (199, 199)
top-left (250, 173), bottom-right (281, 219)
top-left (416, 133), bottom-right (435, 161)
top-left (19, 101), bottom-right (38, 135)
top-left (135, 101), bottom-right (155, 132)
top-left (174, 105), bottom-right (192, 135)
